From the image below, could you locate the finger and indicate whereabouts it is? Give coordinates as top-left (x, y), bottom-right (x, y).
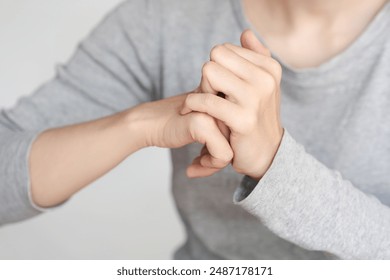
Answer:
top-left (198, 144), bottom-right (232, 170)
top-left (199, 152), bottom-right (231, 169)
top-left (200, 61), bottom-right (251, 103)
top-left (217, 119), bottom-right (230, 139)
top-left (240, 29), bottom-right (271, 57)
top-left (223, 43), bottom-right (282, 80)
top-left (211, 44), bottom-right (277, 87)
top-left (186, 156), bottom-right (221, 178)
top-left (196, 145), bottom-right (232, 172)
top-left (199, 66), bottom-right (218, 95)
top-left (189, 113), bottom-right (233, 169)
top-left (183, 93), bottom-right (242, 131)
top-left (189, 147), bottom-right (222, 176)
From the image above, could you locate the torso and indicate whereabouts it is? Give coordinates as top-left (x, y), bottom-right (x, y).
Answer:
top-left (158, 0), bottom-right (390, 259)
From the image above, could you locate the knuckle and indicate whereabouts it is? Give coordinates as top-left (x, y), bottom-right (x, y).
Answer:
top-left (209, 157), bottom-right (223, 168)
top-left (213, 152), bottom-right (232, 167)
top-left (189, 113), bottom-right (212, 142)
top-left (246, 84), bottom-right (261, 101)
top-left (203, 93), bottom-right (216, 108)
top-left (270, 59), bottom-right (283, 80)
top-left (249, 68), bottom-right (263, 85)
top-left (201, 61), bottom-right (215, 77)
top-left (210, 44), bottom-right (225, 61)
top-left (184, 93), bottom-right (196, 108)
top-left (190, 112), bottom-right (213, 129)
top-left (260, 73), bottom-right (277, 95)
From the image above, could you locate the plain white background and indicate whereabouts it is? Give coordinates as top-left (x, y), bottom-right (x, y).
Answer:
top-left (0, 0), bottom-right (185, 259)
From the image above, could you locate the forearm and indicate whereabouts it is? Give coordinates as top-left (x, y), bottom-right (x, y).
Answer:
top-left (235, 131), bottom-right (390, 259)
top-left (30, 108), bottom-right (143, 208)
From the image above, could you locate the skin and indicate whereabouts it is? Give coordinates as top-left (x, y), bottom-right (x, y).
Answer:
top-left (184, 31), bottom-right (283, 180)
top-left (30, 94), bottom-right (233, 207)
top-left (30, 0), bottom-right (388, 207)
top-left (242, 0), bottom-right (388, 68)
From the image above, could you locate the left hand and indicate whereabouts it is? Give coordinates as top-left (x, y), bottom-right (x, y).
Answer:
top-left (182, 30), bottom-right (284, 180)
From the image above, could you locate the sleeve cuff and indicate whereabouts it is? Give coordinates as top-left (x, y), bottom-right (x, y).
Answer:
top-left (25, 131), bottom-right (66, 213)
top-left (232, 130), bottom-right (298, 209)
top-left (233, 128), bottom-right (323, 217)
top-left (0, 130), bottom-right (64, 225)
top-left (231, 129), bottom-right (368, 258)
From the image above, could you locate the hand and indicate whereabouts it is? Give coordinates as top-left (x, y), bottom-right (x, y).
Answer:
top-left (129, 93), bottom-right (233, 177)
top-left (182, 30), bottom-right (284, 180)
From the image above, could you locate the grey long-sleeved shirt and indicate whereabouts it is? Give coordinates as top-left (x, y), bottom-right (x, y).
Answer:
top-left (1, 0), bottom-right (390, 259)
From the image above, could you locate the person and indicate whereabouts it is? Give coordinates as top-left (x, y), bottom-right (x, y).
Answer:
top-left (0, 0), bottom-right (389, 259)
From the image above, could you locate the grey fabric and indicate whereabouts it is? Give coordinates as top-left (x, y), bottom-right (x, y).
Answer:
top-left (0, 0), bottom-right (389, 259)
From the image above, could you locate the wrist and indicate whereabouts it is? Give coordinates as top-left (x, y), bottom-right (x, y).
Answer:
top-left (245, 128), bottom-right (284, 181)
top-left (122, 105), bottom-right (150, 152)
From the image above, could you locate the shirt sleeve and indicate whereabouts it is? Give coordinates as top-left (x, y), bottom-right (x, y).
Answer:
top-left (0, 0), bottom-right (161, 225)
top-left (234, 130), bottom-right (390, 259)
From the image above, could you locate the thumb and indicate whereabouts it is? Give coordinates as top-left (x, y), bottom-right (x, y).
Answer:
top-left (240, 29), bottom-right (271, 56)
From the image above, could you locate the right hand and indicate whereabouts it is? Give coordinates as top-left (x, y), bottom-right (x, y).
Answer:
top-left (128, 93), bottom-right (233, 177)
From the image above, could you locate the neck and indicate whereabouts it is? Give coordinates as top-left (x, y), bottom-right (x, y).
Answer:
top-left (269, 0), bottom-right (352, 18)
top-left (245, 0), bottom-right (387, 32)
top-left (241, 0), bottom-right (388, 68)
